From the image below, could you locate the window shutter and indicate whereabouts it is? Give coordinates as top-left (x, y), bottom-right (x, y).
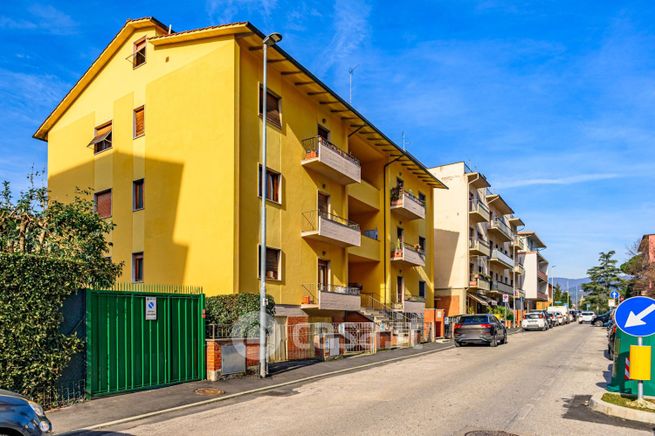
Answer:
top-left (134, 107), bottom-right (145, 137)
top-left (95, 190), bottom-right (112, 218)
top-left (266, 92), bottom-right (280, 126)
top-left (266, 249), bottom-right (279, 277)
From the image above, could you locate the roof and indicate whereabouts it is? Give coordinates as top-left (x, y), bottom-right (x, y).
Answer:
top-left (518, 230), bottom-right (546, 249)
top-left (508, 216), bottom-right (525, 227)
top-left (34, 17), bottom-right (446, 189)
top-left (485, 193), bottom-right (514, 215)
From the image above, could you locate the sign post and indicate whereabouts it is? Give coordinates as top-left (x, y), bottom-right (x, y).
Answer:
top-left (615, 296), bottom-right (655, 402)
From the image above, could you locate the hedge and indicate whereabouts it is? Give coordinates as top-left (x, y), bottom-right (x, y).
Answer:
top-left (205, 293), bottom-right (276, 327)
top-left (0, 254), bottom-right (85, 404)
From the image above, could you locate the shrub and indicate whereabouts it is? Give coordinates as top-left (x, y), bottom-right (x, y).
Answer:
top-left (205, 293), bottom-right (276, 327)
top-left (0, 254), bottom-right (85, 403)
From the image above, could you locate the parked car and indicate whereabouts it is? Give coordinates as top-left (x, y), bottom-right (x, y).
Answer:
top-left (453, 314), bottom-right (507, 347)
top-left (579, 311), bottom-right (595, 324)
top-left (0, 389), bottom-right (52, 435)
top-left (592, 311), bottom-right (612, 327)
top-left (522, 312), bottom-right (548, 331)
top-left (544, 312), bottom-right (556, 328)
top-left (568, 310), bottom-right (578, 322)
top-left (548, 306), bottom-right (570, 324)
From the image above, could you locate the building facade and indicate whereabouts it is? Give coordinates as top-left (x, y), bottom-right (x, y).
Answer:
top-left (35, 18), bottom-right (444, 324)
top-left (517, 231), bottom-right (550, 310)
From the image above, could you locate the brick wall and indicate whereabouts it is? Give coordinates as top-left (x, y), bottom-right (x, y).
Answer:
top-left (206, 340), bottom-right (222, 381)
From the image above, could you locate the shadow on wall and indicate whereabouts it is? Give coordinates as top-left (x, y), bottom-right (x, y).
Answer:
top-left (48, 151), bottom-right (190, 286)
top-left (435, 229), bottom-right (460, 285)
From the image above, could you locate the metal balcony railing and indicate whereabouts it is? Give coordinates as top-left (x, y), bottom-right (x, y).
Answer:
top-left (491, 280), bottom-right (513, 294)
top-left (301, 210), bottom-right (360, 232)
top-left (491, 248), bottom-right (515, 267)
top-left (390, 186), bottom-right (425, 207)
top-left (469, 238), bottom-right (490, 250)
top-left (391, 242), bottom-right (426, 260)
top-left (303, 283), bottom-right (361, 296)
top-left (490, 217), bottom-right (513, 239)
top-left (302, 136), bottom-right (360, 166)
top-left (469, 199), bottom-right (490, 214)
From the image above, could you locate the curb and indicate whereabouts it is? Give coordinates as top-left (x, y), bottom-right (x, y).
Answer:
top-left (589, 392), bottom-right (655, 425)
top-left (62, 343), bottom-right (455, 434)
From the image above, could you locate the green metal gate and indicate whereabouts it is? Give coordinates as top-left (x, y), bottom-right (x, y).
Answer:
top-left (86, 286), bottom-right (205, 397)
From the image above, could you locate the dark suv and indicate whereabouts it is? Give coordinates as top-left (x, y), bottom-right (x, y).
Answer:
top-left (592, 311), bottom-right (612, 327)
top-left (453, 314), bottom-right (507, 347)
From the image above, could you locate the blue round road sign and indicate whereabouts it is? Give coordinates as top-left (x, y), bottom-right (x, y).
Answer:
top-left (610, 290), bottom-right (620, 299)
top-left (615, 296), bottom-right (655, 337)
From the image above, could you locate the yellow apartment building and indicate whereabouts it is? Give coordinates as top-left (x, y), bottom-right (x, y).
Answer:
top-left (34, 17), bottom-right (444, 323)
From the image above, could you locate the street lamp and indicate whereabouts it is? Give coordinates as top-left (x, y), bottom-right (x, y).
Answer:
top-left (259, 31), bottom-right (283, 379)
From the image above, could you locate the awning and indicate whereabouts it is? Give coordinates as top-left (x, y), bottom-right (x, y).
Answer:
top-left (88, 130), bottom-right (111, 146)
top-left (468, 293), bottom-right (489, 307)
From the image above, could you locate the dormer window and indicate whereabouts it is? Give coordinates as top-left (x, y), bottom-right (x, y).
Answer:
top-left (133, 38), bottom-right (146, 68)
top-left (89, 121), bottom-right (112, 154)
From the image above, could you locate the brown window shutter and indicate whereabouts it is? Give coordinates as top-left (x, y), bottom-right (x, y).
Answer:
top-left (266, 248), bottom-right (279, 277)
top-left (134, 107), bottom-right (145, 137)
top-left (95, 190), bottom-right (112, 218)
top-left (266, 92), bottom-right (281, 127)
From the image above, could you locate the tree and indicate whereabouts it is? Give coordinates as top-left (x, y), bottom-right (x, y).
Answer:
top-left (552, 284), bottom-right (570, 306)
top-left (582, 251), bottom-right (623, 313)
top-left (0, 175), bottom-right (122, 404)
top-left (622, 239), bottom-right (655, 297)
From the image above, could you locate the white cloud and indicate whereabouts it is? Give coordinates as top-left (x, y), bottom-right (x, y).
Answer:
top-left (206, 0), bottom-right (279, 24)
top-left (0, 4), bottom-right (76, 35)
top-left (494, 173), bottom-right (622, 189)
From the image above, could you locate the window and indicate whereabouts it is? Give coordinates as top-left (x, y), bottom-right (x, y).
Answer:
top-left (317, 125), bottom-right (330, 141)
top-left (90, 122), bottom-right (112, 154)
top-left (258, 246), bottom-right (281, 280)
top-left (418, 191), bottom-right (426, 205)
top-left (94, 189), bottom-right (112, 218)
top-left (132, 252), bottom-right (144, 282)
top-left (133, 38), bottom-right (146, 68)
top-left (419, 281), bottom-right (426, 298)
top-left (257, 165), bottom-right (281, 203)
top-left (419, 236), bottom-right (426, 252)
top-left (133, 106), bottom-right (145, 137)
top-left (259, 87), bottom-right (281, 128)
top-left (133, 179), bottom-right (144, 210)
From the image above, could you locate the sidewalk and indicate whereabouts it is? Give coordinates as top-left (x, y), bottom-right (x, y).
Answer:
top-left (50, 340), bottom-right (454, 434)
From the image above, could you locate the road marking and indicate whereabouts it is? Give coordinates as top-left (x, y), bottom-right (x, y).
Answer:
top-left (59, 343), bottom-right (458, 434)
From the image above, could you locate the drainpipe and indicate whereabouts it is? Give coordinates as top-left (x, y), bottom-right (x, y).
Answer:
top-left (383, 155), bottom-right (403, 307)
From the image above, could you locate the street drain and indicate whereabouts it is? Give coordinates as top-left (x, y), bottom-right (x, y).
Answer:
top-left (194, 388), bottom-right (224, 396)
top-left (465, 432), bottom-right (519, 436)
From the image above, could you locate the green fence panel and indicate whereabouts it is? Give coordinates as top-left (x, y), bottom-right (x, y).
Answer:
top-left (86, 289), bottom-right (205, 398)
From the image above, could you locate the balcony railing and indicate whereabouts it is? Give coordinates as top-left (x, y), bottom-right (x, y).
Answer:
top-left (491, 280), bottom-right (513, 295)
top-left (489, 217), bottom-right (513, 241)
top-left (301, 283), bottom-right (361, 311)
top-left (513, 263), bottom-right (525, 275)
top-left (490, 248), bottom-right (514, 269)
top-left (301, 136), bottom-right (361, 184)
top-left (513, 235), bottom-right (523, 249)
top-left (537, 270), bottom-right (548, 283)
top-left (469, 275), bottom-right (491, 291)
top-left (536, 290), bottom-right (549, 301)
top-left (301, 210), bottom-right (361, 247)
top-left (469, 199), bottom-right (490, 223)
top-left (390, 242), bottom-right (425, 267)
top-left (469, 238), bottom-right (491, 257)
top-left (390, 187), bottom-right (426, 220)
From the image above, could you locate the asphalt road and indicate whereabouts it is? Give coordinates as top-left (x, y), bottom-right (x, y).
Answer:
top-left (107, 323), bottom-right (654, 436)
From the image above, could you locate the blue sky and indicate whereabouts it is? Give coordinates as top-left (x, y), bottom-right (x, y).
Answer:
top-left (2, 1), bottom-right (654, 278)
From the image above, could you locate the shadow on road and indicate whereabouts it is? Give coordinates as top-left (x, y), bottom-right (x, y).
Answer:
top-left (596, 363), bottom-right (612, 389)
top-left (268, 359), bottom-right (321, 375)
top-left (561, 394), bottom-right (654, 432)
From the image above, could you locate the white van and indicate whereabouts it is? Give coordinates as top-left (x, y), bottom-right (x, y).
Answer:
top-left (547, 306), bottom-right (570, 324)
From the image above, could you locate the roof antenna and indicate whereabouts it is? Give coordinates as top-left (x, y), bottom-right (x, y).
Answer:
top-left (348, 65), bottom-right (359, 103)
top-left (168, 24), bottom-right (172, 34)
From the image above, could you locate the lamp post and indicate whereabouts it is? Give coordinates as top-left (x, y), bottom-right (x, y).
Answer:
top-left (259, 31), bottom-right (283, 379)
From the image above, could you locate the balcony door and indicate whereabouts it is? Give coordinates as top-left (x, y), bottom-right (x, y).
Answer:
top-left (318, 124), bottom-right (330, 142)
top-left (318, 259), bottom-right (330, 292)
top-left (318, 192), bottom-right (329, 218)
top-left (396, 275), bottom-right (404, 303)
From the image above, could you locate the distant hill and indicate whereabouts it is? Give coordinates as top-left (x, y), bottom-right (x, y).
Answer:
top-left (552, 277), bottom-right (590, 291)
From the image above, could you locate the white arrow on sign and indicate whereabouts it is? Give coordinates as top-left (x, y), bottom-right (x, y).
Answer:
top-left (625, 304), bottom-right (655, 328)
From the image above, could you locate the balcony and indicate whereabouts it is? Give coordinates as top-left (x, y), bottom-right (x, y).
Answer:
top-left (390, 242), bottom-right (425, 267)
top-left (403, 297), bottom-right (426, 314)
top-left (469, 238), bottom-right (491, 257)
top-left (347, 180), bottom-right (380, 212)
top-left (536, 290), bottom-right (549, 301)
top-left (469, 275), bottom-right (491, 291)
top-left (537, 270), bottom-right (548, 283)
top-left (301, 284), bottom-right (361, 311)
top-left (490, 248), bottom-right (514, 269)
top-left (488, 217), bottom-right (513, 242)
top-left (491, 280), bottom-right (513, 295)
top-left (513, 235), bottom-right (523, 250)
top-left (469, 199), bottom-right (490, 224)
top-left (301, 136), bottom-right (361, 185)
top-left (390, 187), bottom-right (425, 221)
top-left (513, 263), bottom-right (525, 275)
top-left (301, 210), bottom-right (361, 247)
top-left (348, 234), bottom-right (380, 262)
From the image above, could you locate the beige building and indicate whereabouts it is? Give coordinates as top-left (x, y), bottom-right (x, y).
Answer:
top-left (517, 231), bottom-right (550, 310)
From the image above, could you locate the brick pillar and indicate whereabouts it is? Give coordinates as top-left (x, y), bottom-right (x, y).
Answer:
top-left (206, 340), bottom-right (222, 381)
